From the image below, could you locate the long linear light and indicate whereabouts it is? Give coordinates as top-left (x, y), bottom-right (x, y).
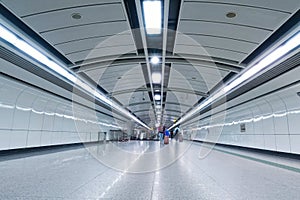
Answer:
top-left (143, 1), bottom-right (162, 35)
top-left (170, 31), bottom-right (300, 130)
top-left (0, 23), bottom-right (151, 130)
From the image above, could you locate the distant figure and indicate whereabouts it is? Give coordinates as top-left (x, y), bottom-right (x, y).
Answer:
top-left (164, 127), bottom-right (170, 144)
top-left (165, 128), bottom-right (170, 137)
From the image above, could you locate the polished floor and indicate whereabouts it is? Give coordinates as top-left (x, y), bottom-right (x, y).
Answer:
top-left (0, 140), bottom-right (300, 200)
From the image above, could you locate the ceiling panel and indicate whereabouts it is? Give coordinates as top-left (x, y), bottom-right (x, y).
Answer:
top-left (175, 44), bottom-right (247, 61)
top-left (2, 0), bottom-right (133, 64)
top-left (55, 33), bottom-right (134, 54)
top-left (1, 0), bottom-right (120, 16)
top-left (85, 64), bottom-right (145, 93)
top-left (177, 0), bottom-right (299, 64)
top-left (178, 21), bottom-right (271, 44)
top-left (41, 21), bottom-right (130, 46)
top-left (176, 34), bottom-right (257, 54)
top-left (181, 2), bottom-right (290, 30)
top-left (166, 91), bottom-right (200, 113)
top-left (128, 102), bottom-right (153, 113)
top-left (66, 45), bottom-right (136, 63)
top-left (183, 0), bottom-right (300, 13)
top-left (169, 64), bottom-right (228, 93)
top-left (20, 4), bottom-right (126, 33)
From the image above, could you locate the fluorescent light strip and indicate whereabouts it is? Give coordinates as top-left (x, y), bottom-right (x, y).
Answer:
top-left (143, 1), bottom-right (162, 34)
top-left (170, 31), bottom-right (300, 130)
top-left (152, 72), bottom-right (161, 83)
top-left (0, 24), bottom-right (151, 130)
top-left (0, 25), bottom-right (77, 83)
top-left (154, 94), bottom-right (161, 100)
top-left (224, 32), bottom-right (300, 93)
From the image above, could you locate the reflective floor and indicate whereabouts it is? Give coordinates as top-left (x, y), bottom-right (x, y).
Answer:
top-left (0, 140), bottom-right (300, 200)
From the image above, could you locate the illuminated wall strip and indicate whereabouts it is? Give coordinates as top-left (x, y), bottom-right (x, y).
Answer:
top-left (0, 103), bottom-right (121, 129)
top-left (0, 24), bottom-right (151, 130)
top-left (191, 109), bottom-right (300, 131)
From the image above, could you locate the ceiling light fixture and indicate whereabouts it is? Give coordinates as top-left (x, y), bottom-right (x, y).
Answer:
top-left (224, 32), bottom-right (300, 93)
top-left (154, 94), bottom-right (161, 100)
top-left (143, 1), bottom-right (162, 34)
top-left (151, 56), bottom-right (160, 64)
top-left (0, 23), bottom-right (151, 130)
top-left (152, 72), bottom-right (161, 83)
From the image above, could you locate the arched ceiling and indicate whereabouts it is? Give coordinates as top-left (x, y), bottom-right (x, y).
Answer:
top-left (1, 0), bottom-right (299, 128)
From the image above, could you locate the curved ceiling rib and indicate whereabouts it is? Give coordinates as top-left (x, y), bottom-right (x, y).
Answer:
top-left (72, 54), bottom-right (243, 73)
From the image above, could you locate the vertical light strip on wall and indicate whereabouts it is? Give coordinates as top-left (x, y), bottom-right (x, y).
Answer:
top-left (143, 1), bottom-right (162, 34)
top-left (0, 23), bottom-right (151, 130)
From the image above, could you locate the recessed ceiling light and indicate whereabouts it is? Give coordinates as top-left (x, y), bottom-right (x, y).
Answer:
top-left (152, 73), bottom-right (161, 83)
top-left (226, 12), bottom-right (236, 18)
top-left (154, 94), bottom-right (161, 100)
top-left (71, 13), bottom-right (82, 20)
top-left (151, 56), bottom-right (160, 64)
top-left (143, 1), bottom-right (162, 34)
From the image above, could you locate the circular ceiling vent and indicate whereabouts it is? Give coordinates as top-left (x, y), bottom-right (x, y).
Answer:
top-left (71, 13), bottom-right (82, 20)
top-left (226, 12), bottom-right (237, 18)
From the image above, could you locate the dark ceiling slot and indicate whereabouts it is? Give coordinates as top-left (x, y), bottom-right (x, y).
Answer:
top-left (166, 0), bottom-right (182, 54)
top-left (123, 0), bottom-right (144, 54)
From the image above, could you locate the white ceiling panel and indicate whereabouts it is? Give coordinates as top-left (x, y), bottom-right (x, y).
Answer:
top-left (181, 2), bottom-right (290, 30)
top-left (66, 45), bottom-right (136, 63)
top-left (20, 4), bottom-right (126, 33)
top-left (169, 64), bottom-right (228, 93)
top-left (56, 33), bottom-right (134, 55)
top-left (184, 0), bottom-right (300, 13)
top-left (1, 0), bottom-right (120, 16)
top-left (128, 103), bottom-right (153, 113)
top-left (125, 92), bottom-right (151, 108)
top-left (164, 103), bottom-right (184, 113)
top-left (166, 91), bottom-right (199, 110)
top-left (85, 64), bottom-right (145, 93)
top-left (175, 44), bottom-right (247, 61)
top-left (176, 34), bottom-right (257, 54)
top-left (41, 21), bottom-right (130, 45)
top-left (178, 20), bottom-right (271, 44)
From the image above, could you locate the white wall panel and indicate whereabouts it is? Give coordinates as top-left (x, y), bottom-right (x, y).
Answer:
top-left (191, 67), bottom-right (300, 154)
top-left (40, 131), bottom-right (53, 146)
top-left (0, 130), bottom-right (10, 150)
top-left (275, 135), bottom-right (291, 152)
top-left (263, 135), bottom-right (276, 151)
top-left (27, 131), bottom-right (41, 147)
top-left (290, 135), bottom-right (300, 154)
top-left (0, 82), bottom-right (22, 129)
top-left (9, 130), bottom-right (27, 149)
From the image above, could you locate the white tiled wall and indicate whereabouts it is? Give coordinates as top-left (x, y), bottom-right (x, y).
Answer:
top-left (193, 82), bottom-right (300, 154)
top-left (0, 75), bottom-right (120, 151)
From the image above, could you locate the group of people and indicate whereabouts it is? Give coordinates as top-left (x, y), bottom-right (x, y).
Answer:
top-left (158, 126), bottom-right (182, 143)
